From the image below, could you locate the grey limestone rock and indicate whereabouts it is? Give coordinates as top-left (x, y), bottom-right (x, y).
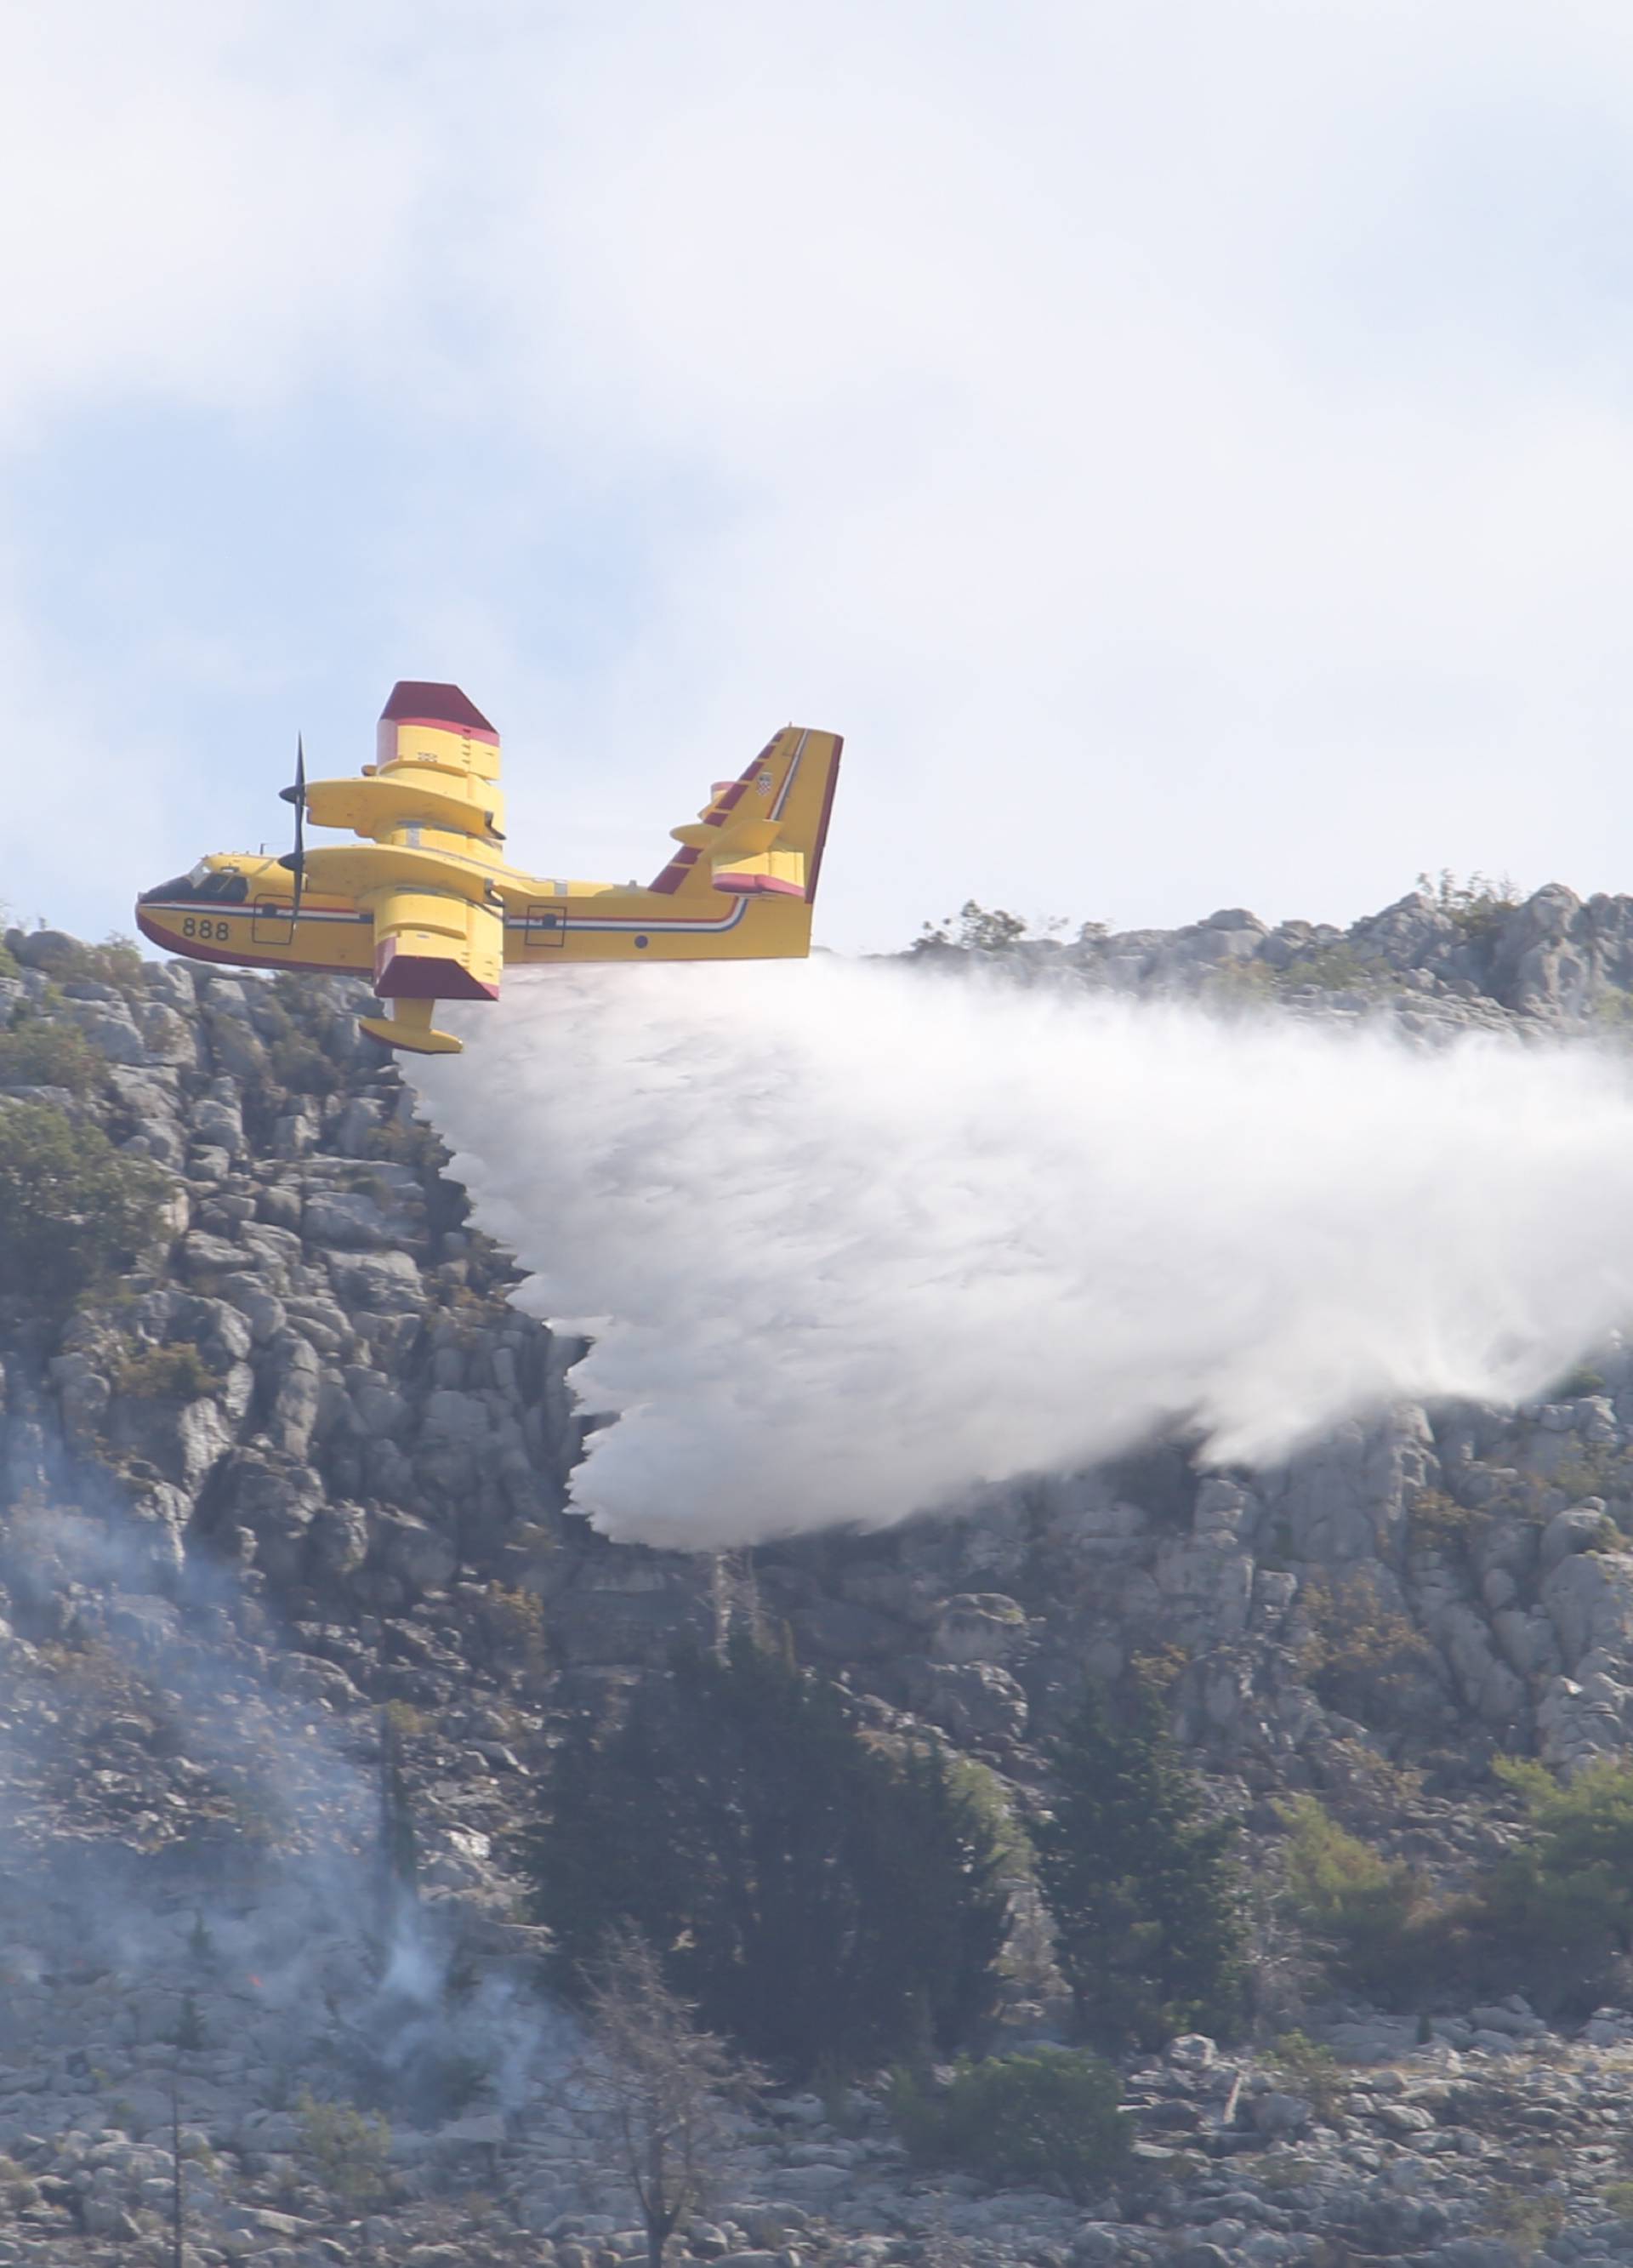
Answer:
top-left (931, 1593), bottom-right (1028, 1663)
top-left (372, 1505), bottom-right (458, 1595)
top-left (327, 1246), bottom-right (424, 1314)
top-left (304, 1187), bottom-right (404, 1251)
top-left (267, 1331), bottom-right (322, 1457)
top-left (1153, 1539), bottom-right (1255, 1638)
top-left (1264, 1405), bottom-right (1438, 1571)
top-left (1540, 1502), bottom-right (1615, 1572)
top-left (1543, 1546), bottom-right (1633, 1669)
top-left (909, 1659), bottom-right (1030, 1741)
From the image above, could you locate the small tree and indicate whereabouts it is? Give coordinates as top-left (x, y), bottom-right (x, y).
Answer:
top-left (0, 1098), bottom-right (165, 1307)
top-left (1465, 1756), bottom-right (1633, 2000)
top-left (915, 901), bottom-right (1033, 953)
top-left (0, 1017), bottom-right (103, 1097)
top-left (1277, 1795), bottom-right (1433, 1997)
top-left (1030, 1682), bottom-right (1243, 2051)
top-left (577, 1928), bottom-right (752, 2268)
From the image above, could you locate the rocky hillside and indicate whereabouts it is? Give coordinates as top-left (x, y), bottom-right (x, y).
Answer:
top-left (8, 885), bottom-right (1633, 2267)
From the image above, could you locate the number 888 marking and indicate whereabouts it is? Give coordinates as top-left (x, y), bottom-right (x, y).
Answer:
top-left (180, 918), bottom-right (231, 941)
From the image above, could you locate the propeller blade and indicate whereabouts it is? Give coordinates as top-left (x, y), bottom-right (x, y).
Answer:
top-left (276, 734), bottom-right (307, 919)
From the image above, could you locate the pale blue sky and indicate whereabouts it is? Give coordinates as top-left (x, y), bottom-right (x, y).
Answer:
top-left (10, 0), bottom-right (1633, 951)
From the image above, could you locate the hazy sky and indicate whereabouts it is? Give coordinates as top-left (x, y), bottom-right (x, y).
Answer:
top-left (9, 0), bottom-right (1633, 951)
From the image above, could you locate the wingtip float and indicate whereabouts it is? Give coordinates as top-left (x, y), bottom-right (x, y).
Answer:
top-left (135, 682), bottom-right (844, 1056)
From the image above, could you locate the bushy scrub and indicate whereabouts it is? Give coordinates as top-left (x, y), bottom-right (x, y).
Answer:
top-left (1471, 1758), bottom-right (1633, 1992)
top-left (1283, 1759), bottom-right (1633, 2012)
top-left (1277, 1796), bottom-right (1436, 1997)
top-left (891, 2049), bottom-right (1129, 2201)
top-left (0, 1100), bottom-right (165, 1306)
top-left (296, 2093), bottom-right (390, 2205)
top-left (111, 1340), bottom-right (217, 1400)
top-left (1268, 2030), bottom-right (1348, 2124)
top-left (1297, 1573), bottom-right (1438, 1729)
top-left (0, 1017), bottom-right (103, 1097)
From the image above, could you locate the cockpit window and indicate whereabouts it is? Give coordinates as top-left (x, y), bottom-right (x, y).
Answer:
top-left (141, 864), bottom-right (249, 905)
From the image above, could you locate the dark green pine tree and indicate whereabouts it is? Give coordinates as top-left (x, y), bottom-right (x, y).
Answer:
top-left (523, 1634), bottom-right (1011, 2076)
top-left (862, 1742), bottom-right (1011, 2060)
top-left (1030, 1680), bottom-right (1244, 2052)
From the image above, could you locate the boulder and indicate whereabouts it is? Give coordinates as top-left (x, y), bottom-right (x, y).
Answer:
top-left (930, 1593), bottom-right (1028, 1663)
top-left (304, 1188), bottom-right (403, 1251)
top-left (328, 1248), bottom-right (424, 1314)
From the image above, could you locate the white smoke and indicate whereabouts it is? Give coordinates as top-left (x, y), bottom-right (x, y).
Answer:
top-left (406, 959), bottom-right (1633, 1547)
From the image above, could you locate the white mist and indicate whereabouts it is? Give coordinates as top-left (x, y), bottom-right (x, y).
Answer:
top-left (407, 960), bottom-right (1633, 1546)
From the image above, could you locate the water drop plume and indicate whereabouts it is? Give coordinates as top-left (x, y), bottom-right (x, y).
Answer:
top-left (405, 959), bottom-right (1633, 1547)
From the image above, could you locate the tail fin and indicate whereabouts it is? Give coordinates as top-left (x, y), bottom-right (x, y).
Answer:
top-left (648, 727), bottom-right (843, 902)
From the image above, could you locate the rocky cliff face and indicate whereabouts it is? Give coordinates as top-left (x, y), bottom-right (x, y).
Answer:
top-left (8, 887), bottom-right (1633, 2266)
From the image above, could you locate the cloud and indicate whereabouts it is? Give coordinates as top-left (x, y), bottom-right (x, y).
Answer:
top-left (13, 2), bottom-right (1633, 943)
top-left (407, 960), bottom-right (1633, 1547)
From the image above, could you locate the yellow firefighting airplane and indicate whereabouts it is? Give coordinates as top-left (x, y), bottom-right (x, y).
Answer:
top-left (135, 682), bottom-right (844, 1055)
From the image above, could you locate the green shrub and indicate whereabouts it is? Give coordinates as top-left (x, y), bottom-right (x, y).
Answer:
top-left (1550, 1446), bottom-right (1633, 1512)
top-left (0, 1017), bottom-right (102, 1097)
top-left (1415, 868), bottom-right (1522, 938)
top-left (268, 1032), bottom-right (340, 1096)
top-left (1268, 2030), bottom-right (1347, 2125)
top-left (1469, 1758), bottom-right (1633, 1992)
top-left (0, 1101), bottom-right (166, 1306)
top-left (111, 1341), bottom-right (216, 1400)
top-left (1203, 959), bottom-right (1277, 1006)
top-left (80, 935), bottom-right (145, 994)
top-left (295, 2092), bottom-right (390, 2205)
top-left (366, 1114), bottom-right (445, 1172)
top-left (914, 901), bottom-right (1033, 953)
top-left (26, 933), bottom-right (146, 995)
top-left (1279, 943), bottom-right (1381, 993)
top-left (1277, 1796), bottom-right (1435, 1996)
top-left (1297, 1573), bottom-right (1437, 1728)
top-left (1408, 1488), bottom-right (1483, 1555)
top-left (1477, 2187), bottom-right (1565, 2255)
top-left (891, 2049), bottom-right (1129, 2201)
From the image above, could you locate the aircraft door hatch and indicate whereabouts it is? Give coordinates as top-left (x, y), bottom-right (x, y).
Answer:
top-left (523, 902), bottom-right (566, 951)
top-left (253, 900), bottom-right (296, 947)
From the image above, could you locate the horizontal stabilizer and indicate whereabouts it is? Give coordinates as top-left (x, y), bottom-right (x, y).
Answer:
top-left (647, 726), bottom-right (841, 902)
top-left (712, 848), bottom-right (807, 898)
top-left (670, 815), bottom-right (781, 853)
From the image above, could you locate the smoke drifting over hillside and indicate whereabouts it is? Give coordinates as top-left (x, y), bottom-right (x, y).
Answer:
top-left (408, 960), bottom-right (1633, 1547)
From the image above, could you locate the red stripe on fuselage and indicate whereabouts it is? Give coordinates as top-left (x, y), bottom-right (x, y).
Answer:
top-left (134, 914), bottom-right (355, 975)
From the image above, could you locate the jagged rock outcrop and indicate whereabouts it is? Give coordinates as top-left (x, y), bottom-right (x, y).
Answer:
top-left (9, 892), bottom-right (1633, 2263)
